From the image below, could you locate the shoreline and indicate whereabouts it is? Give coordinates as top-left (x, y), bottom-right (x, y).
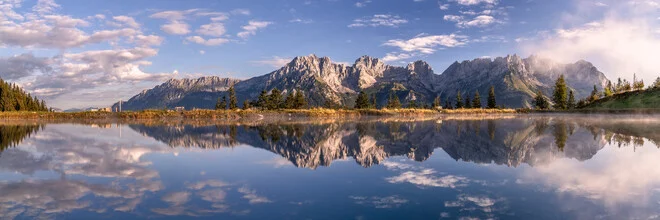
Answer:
top-left (0, 108), bottom-right (657, 122)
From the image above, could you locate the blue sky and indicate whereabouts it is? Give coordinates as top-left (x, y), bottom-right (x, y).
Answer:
top-left (1, 0), bottom-right (659, 109)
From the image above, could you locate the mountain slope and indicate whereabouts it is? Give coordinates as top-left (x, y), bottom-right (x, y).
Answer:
top-left (114, 54), bottom-right (609, 110)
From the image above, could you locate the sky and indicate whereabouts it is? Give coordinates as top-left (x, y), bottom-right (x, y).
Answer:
top-left (1, 0), bottom-right (659, 109)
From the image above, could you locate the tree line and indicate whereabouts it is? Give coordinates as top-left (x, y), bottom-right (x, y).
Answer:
top-left (215, 85), bottom-right (308, 110)
top-left (216, 84), bottom-right (503, 110)
top-left (0, 78), bottom-right (48, 112)
top-left (533, 74), bottom-right (660, 110)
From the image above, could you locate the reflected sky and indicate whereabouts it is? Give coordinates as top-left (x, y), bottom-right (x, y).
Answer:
top-left (0, 115), bottom-right (659, 219)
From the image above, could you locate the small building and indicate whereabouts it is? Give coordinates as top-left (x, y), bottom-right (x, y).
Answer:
top-left (174, 106), bottom-right (185, 111)
top-left (100, 107), bottom-right (112, 112)
top-left (89, 108), bottom-right (99, 112)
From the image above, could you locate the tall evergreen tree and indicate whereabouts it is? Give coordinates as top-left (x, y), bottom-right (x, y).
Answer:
top-left (386, 91), bottom-right (401, 109)
top-left (269, 88), bottom-right (283, 110)
top-left (552, 75), bottom-right (568, 110)
top-left (444, 100), bottom-right (453, 109)
top-left (604, 81), bottom-right (614, 97)
top-left (257, 90), bottom-right (269, 110)
top-left (228, 85), bottom-right (238, 110)
top-left (654, 77), bottom-right (660, 89)
top-left (284, 92), bottom-right (295, 109)
top-left (588, 85), bottom-right (599, 102)
top-left (354, 91), bottom-right (370, 109)
top-left (472, 91), bottom-right (481, 108)
top-left (533, 90), bottom-right (549, 110)
top-left (215, 97), bottom-right (223, 110)
top-left (432, 96), bottom-right (441, 109)
top-left (371, 94), bottom-right (378, 109)
top-left (408, 100), bottom-right (418, 109)
top-left (464, 94), bottom-right (471, 109)
top-left (242, 100), bottom-right (251, 110)
top-left (455, 91), bottom-right (464, 108)
top-left (487, 85), bottom-right (497, 109)
top-left (293, 90), bottom-right (307, 109)
top-left (568, 90), bottom-right (576, 109)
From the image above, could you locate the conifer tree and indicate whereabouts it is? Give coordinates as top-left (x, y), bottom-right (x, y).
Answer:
top-left (284, 92), bottom-right (295, 109)
top-left (386, 91), bottom-right (401, 109)
top-left (552, 75), bottom-right (568, 110)
top-left (242, 100), bottom-right (251, 110)
top-left (257, 90), bottom-right (269, 110)
top-left (653, 77), bottom-right (660, 89)
top-left (487, 85), bottom-right (497, 109)
top-left (444, 100), bottom-right (453, 109)
top-left (293, 90), bottom-right (307, 109)
top-left (455, 91), bottom-right (464, 108)
top-left (354, 91), bottom-right (370, 109)
top-left (464, 94), bottom-right (471, 109)
top-left (269, 88), bottom-right (283, 110)
top-left (588, 85), bottom-right (599, 102)
top-left (228, 85), bottom-right (238, 110)
top-left (433, 96), bottom-right (441, 108)
top-left (568, 90), bottom-right (576, 109)
top-left (408, 100), bottom-right (418, 109)
top-left (371, 94), bottom-right (377, 109)
top-left (533, 90), bottom-right (549, 110)
top-left (472, 91), bottom-right (481, 108)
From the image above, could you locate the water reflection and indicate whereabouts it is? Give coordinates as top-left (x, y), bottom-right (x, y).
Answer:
top-left (0, 115), bottom-right (658, 219)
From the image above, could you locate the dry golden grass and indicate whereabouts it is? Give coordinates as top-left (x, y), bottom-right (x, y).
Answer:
top-left (0, 108), bottom-right (522, 120)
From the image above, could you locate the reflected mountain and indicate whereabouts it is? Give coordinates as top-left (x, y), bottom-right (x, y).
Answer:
top-left (129, 116), bottom-right (659, 169)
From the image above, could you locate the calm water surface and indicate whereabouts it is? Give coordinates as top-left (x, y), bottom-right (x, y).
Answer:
top-left (1, 115), bottom-right (659, 220)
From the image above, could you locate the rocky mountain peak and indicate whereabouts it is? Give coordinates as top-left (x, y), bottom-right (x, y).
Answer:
top-left (407, 60), bottom-right (434, 76)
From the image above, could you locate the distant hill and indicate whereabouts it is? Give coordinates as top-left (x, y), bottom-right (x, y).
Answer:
top-left (113, 54), bottom-right (610, 111)
top-left (583, 88), bottom-right (660, 109)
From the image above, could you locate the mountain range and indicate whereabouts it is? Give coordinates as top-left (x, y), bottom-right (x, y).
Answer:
top-left (113, 54), bottom-right (610, 110)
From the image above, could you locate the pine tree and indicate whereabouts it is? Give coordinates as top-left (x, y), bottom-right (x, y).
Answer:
top-left (653, 77), bottom-right (660, 89)
top-left (464, 94), bottom-right (471, 109)
top-left (228, 85), bottom-right (238, 110)
top-left (533, 90), bottom-right (549, 110)
top-left (408, 100), bottom-right (418, 109)
top-left (371, 94), bottom-right (378, 109)
top-left (215, 97), bottom-right (224, 110)
top-left (386, 91), bottom-right (401, 109)
top-left (257, 90), bottom-right (269, 110)
top-left (552, 75), bottom-right (568, 110)
top-left (568, 90), bottom-right (576, 109)
top-left (487, 85), bottom-right (497, 109)
top-left (354, 91), bottom-right (370, 109)
top-left (588, 85), bottom-right (599, 102)
top-left (432, 96), bottom-right (441, 109)
top-left (284, 92), bottom-right (295, 109)
top-left (293, 90), bottom-right (307, 109)
top-left (604, 80), bottom-right (614, 97)
top-left (444, 100), bottom-right (453, 109)
top-left (455, 91), bottom-right (464, 108)
top-left (269, 88), bottom-right (283, 110)
top-left (242, 100), bottom-right (251, 110)
top-left (472, 91), bottom-right (481, 108)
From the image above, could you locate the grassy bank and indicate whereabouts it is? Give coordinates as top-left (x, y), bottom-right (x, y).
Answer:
top-left (583, 88), bottom-right (660, 110)
top-left (0, 108), bottom-right (521, 120)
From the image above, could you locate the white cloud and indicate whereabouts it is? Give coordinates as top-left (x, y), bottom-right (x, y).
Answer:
top-left (355, 0), bottom-right (372, 7)
top-left (348, 14), bottom-right (408, 28)
top-left (32, 0), bottom-right (60, 15)
top-left (382, 52), bottom-right (415, 62)
top-left (386, 169), bottom-right (469, 188)
top-left (450, 0), bottom-right (498, 6)
top-left (0, 53), bottom-right (52, 80)
top-left (289, 18), bottom-right (314, 24)
top-left (251, 56), bottom-right (292, 68)
top-left (439, 3), bottom-right (450, 10)
top-left (230, 8), bottom-right (251, 15)
top-left (383, 34), bottom-right (469, 54)
top-left (350, 195), bottom-right (409, 208)
top-left (199, 50), bottom-right (205, 55)
top-left (185, 36), bottom-right (229, 46)
top-left (443, 14), bottom-right (500, 28)
top-left (113, 16), bottom-right (140, 28)
top-left (237, 186), bottom-right (272, 204)
top-left (521, 17), bottom-right (660, 84)
top-left (237, 20), bottom-right (273, 39)
top-left (160, 21), bottom-right (190, 35)
top-left (196, 22), bottom-right (226, 37)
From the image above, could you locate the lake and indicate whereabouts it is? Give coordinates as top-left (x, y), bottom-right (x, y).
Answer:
top-left (0, 114), bottom-right (659, 220)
